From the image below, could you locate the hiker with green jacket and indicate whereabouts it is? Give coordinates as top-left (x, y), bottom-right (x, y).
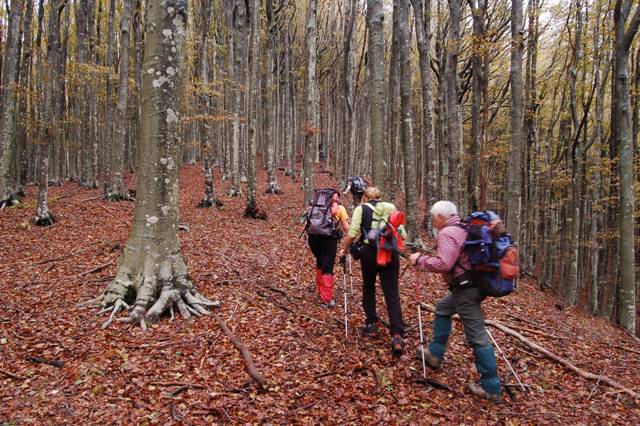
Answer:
top-left (339, 187), bottom-right (406, 355)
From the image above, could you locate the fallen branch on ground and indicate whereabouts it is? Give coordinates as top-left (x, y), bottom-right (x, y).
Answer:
top-left (420, 303), bottom-right (640, 400)
top-left (26, 356), bottom-right (64, 368)
top-left (214, 314), bottom-right (267, 388)
top-left (78, 260), bottom-right (113, 277)
top-left (0, 368), bottom-right (26, 380)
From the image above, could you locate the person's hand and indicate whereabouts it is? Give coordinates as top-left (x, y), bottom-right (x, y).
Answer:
top-left (337, 248), bottom-right (345, 258)
top-left (409, 252), bottom-right (422, 266)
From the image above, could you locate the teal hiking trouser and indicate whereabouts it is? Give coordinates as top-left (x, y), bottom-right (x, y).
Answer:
top-left (428, 286), bottom-right (501, 395)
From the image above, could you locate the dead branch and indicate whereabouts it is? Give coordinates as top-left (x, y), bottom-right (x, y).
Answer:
top-left (149, 382), bottom-right (206, 388)
top-left (26, 356), bottom-right (64, 368)
top-left (420, 303), bottom-right (640, 400)
top-left (0, 368), bottom-right (26, 380)
top-left (78, 260), bottom-right (113, 277)
top-left (214, 314), bottom-right (267, 388)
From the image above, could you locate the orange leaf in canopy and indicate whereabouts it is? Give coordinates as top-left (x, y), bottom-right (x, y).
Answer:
top-left (300, 123), bottom-right (322, 135)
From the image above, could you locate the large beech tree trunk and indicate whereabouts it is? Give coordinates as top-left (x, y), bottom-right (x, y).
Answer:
top-left (367, 0), bottom-right (387, 196)
top-left (0, 0), bottom-right (23, 208)
top-left (613, 0), bottom-right (639, 335)
top-left (96, 0), bottom-right (219, 329)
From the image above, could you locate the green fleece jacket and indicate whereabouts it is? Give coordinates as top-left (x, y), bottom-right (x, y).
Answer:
top-left (348, 202), bottom-right (407, 242)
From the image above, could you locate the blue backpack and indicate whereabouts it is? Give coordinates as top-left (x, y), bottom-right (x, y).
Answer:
top-left (460, 211), bottom-right (519, 297)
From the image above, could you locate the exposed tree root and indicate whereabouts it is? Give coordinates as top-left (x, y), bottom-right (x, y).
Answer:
top-left (214, 314), bottom-right (267, 388)
top-left (240, 175), bottom-right (248, 183)
top-left (0, 194), bottom-right (20, 209)
top-left (420, 303), bottom-right (640, 400)
top-left (98, 253), bottom-right (220, 329)
top-left (227, 188), bottom-right (242, 197)
top-left (197, 196), bottom-right (224, 208)
top-left (34, 212), bottom-right (56, 227)
top-left (79, 179), bottom-right (99, 189)
top-left (264, 182), bottom-right (282, 194)
top-left (104, 190), bottom-right (133, 202)
top-left (243, 203), bottom-right (268, 220)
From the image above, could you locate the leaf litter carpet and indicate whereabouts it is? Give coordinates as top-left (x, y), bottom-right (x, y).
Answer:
top-left (0, 164), bottom-right (639, 424)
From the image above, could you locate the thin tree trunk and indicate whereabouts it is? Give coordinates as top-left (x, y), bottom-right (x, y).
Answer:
top-left (108, 0), bottom-right (133, 201)
top-left (244, 0), bottom-right (263, 218)
top-left (35, 0), bottom-right (67, 226)
top-left (302, 0), bottom-right (319, 206)
top-left (398, 0), bottom-right (419, 242)
top-left (506, 0), bottom-right (525, 243)
top-left (445, 0), bottom-right (462, 202)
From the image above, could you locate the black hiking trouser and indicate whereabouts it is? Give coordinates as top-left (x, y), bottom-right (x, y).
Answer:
top-left (308, 235), bottom-right (338, 275)
top-left (360, 245), bottom-right (404, 336)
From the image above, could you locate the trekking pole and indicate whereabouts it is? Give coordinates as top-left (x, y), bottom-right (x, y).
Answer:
top-left (487, 328), bottom-right (526, 392)
top-left (416, 279), bottom-right (427, 379)
top-left (296, 244), bottom-right (308, 285)
top-left (341, 256), bottom-right (348, 339)
top-left (347, 255), bottom-right (354, 293)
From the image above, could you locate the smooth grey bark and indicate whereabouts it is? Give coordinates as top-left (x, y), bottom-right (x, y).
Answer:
top-left (411, 0), bottom-right (435, 218)
top-left (397, 0), bottom-right (419, 242)
top-left (367, 0), bottom-right (387, 195)
top-left (102, 0), bottom-right (117, 196)
top-left (466, 0), bottom-right (484, 211)
top-left (302, 0), bottom-right (319, 206)
top-left (341, 0), bottom-right (357, 178)
top-left (35, 0), bottom-right (67, 226)
top-left (387, 4), bottom-right (400, 196)
top-left (78, 0), bottom-right (98, 189)
top-left (566, 0), bottom-right (583, 306)
top-left (506, 0), bottom-right (525, 242)
top-left (444, 0), bottom-right (462, 201)
top-left (264, 0), bottom-right (282, 194)
top-left (197, 0), bottom-right (221, 207)
top-left (244, 0), bottom-right (263, 218)
top-left (227, 0), bottom-right (242, 196)
top-left (108, 0), bottom-right (133, 201)
top-left (0, 0), bottom-right (23, 207)
top-left (15, 0), bottom-right (33, 191)
top-left (283, 23), bottom-right (294, 176)
top-left (96, 0), bottom-right (219, 329)
top-left (613, 0), bottom-right (639, 334)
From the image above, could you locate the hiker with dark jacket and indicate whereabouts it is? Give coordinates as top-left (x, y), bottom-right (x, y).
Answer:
top-left (409, 201), bottom-right (503, 403)
top-left (343, 176), bottom-right (368, 206)
top-left (307, 190), bottom-right (350, 308)
top-left (339, 187), bottom-right (407, 355)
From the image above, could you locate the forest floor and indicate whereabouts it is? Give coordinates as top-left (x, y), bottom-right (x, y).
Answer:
top-left (1, 164), bottom-right (639, 425)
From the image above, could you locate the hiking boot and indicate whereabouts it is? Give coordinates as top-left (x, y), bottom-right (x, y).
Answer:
top-left (415, 346), bottom-right (442, 370)
top-left (468, 383), bottom-right (503, 404)
top-left (391, 334), bottom-right (405, 355)
top-left (320, 300), bottom-right (336, 308)
top-left (360, 322), bottom-right (380, 338)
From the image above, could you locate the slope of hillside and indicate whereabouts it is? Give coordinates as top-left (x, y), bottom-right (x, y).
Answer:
top-left (1, 165), bottom-right (638, 424)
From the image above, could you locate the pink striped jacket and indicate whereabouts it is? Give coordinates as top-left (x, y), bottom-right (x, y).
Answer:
top-left (417, 216), bottom-right (470, 285)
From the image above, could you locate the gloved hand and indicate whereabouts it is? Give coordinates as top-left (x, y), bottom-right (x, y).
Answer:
top-left (409, 252), bottom-right (422, 266)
